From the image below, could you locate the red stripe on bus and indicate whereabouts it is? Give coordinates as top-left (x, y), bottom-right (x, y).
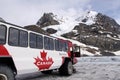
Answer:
top-left (0, 45), bottom-right (10, 56)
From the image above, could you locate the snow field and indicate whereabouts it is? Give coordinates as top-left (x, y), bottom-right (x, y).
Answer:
top-left (74, 62), bottom-right (120, 80)
top-left (17, 56), bottom-right (120, 80)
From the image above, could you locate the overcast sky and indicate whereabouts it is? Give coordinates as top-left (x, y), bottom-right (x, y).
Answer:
top-left (0, 0), bottom-right (120, 26)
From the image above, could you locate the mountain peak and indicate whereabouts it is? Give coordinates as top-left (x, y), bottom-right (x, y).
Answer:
top-left (75, 11), bottom-right (98, 25)
top-left (36, 13), bottom-right (59, 28)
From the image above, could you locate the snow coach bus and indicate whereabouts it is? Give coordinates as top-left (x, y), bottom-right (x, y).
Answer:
top-left (0, 21), bottom-right (80, 80)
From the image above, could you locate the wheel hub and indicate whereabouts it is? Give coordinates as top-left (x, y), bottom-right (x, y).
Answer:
top-left (68, 62), bottom-right (73, 75)
top-left (0, 74), bottom-right (8, 80)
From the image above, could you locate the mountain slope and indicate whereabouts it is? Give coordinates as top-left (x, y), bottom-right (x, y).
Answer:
top-left (36, 11), bottom-right (120, 56)
top-left (62, 12), bottom-right (120, 52)
top-left (36, 11), bottom-right (99, 35)
top-left (24, 25), bottom-right (49, 35)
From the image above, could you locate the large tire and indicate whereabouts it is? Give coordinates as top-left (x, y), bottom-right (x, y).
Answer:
top-left (0, 65), bottom-right (15, 80)
top-left (59, 61), bottom-right (73, 76)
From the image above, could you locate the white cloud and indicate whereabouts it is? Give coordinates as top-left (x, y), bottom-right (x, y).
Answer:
top-left (0, 0), bottom-right (120, 26)
top-left (0, 0), bottom-right (91, 26)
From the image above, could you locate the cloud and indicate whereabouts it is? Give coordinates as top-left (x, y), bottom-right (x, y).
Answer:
top-left (0, 0), bottom-right (90, 26)
top-left (0, 0), bottom-right (91, 26)
top-left (90, 0), bottom-right (120, 17)
top-left (0, 0), bottom-right (120, 25)
top-left (90, 0), bottom-right (120, 11)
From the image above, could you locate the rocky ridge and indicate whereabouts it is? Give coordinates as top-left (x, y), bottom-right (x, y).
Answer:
top-left (62, 12), bottom-right (120, 54)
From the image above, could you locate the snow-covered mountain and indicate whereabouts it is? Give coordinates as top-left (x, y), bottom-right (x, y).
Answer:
top-left (26, 11), bottom-right (120, 56)
top-left (36, 11), bottom-right (99, 36)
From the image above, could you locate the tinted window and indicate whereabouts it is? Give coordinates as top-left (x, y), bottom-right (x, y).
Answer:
top-left (30, 33), bottom-right (37, 48)
top-left (55, 40), bottom-right (62, 51)
top-left (19, 31), bottom-right (28, 47)
top-left (55, 40), bottom-right (68, 52)
top-left (55, 40), bottom-right (59, 51)
top-left (59, 41), bottom-right (62, 51)
top-left (0, 25), bottom-right (6, 44)
top-left (65, 42), bottom-right (68, 51)
top-left (30, 33), bottom-right (43, 49)
top-left (44, 37), bottom-right (49, 50)
top-left (62, 42), bottom-right (68, 51)
top-left (9, 28), bottom-right (28, 47)
top-left (9, 28), bottom-right (19, 46)
top-left (37, 35), bottom-right (43, 49)
top-left (44, 36), bottom-right (54, 50)
top-left (49, 38), bottom-right (54, 50)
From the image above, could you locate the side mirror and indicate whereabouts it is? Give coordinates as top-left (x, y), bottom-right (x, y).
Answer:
top-left (73, 46), bottom-right (81, 57)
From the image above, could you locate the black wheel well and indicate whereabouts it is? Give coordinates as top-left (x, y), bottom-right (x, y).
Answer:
top-left (0, 57), bottom-right (17, 75)
top-left (64, 58), bottom-right (72, 64)
top-left (59, 57), bottom-right (73, 75)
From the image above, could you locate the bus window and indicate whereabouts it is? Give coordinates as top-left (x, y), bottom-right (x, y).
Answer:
top-left (0, 25), bottom-right (6, 44)
top-left (59, 40), bottom-right (62, 51)
top-left (30, 33), bottom-right (43, 49)
top-left (30, 33), bottom-right (37, 48)
top-left (44, 36), bottom-right (54, 50)
top-left (65, 42), bottom-right (68, 51)
top-left (44, 36), bottom-right (49, 50)
top-left (62, 42), bottom-right (68, 52)
top-left (37, 35), bottom-right (43, 49)
top-left (49, 38), bottom-right (54, 50)
top-left (9, 28), bottom-right (19, 46)
top-left (9, 28), bottom-right (28, 47)
top-left (55, 39), bottom-right (59, 51)
top-left (55, 40), bottom-right (63, 51)
top-left (19, 30), bottom-right (28, 47)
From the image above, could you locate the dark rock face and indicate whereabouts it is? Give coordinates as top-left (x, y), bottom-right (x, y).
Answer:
top-left (100, 51), bottom-right (116, 56)
top-left (37, 13), bottom-right (59, 28)
top-left (62, 13), bottom-right (120, 52)
top-left (46, 28), bottom-right (57, 34)
top-left (96, 13), bottom-right (120, 33)
top-left (24, 25), bottom-right (49, 35)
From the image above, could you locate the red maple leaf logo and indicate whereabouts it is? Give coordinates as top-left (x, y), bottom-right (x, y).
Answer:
top-left (34, 51), bottom-right (54, 70)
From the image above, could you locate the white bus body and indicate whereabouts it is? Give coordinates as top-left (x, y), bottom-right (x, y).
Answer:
top-left (0, 21), bottom-right (80, 80)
